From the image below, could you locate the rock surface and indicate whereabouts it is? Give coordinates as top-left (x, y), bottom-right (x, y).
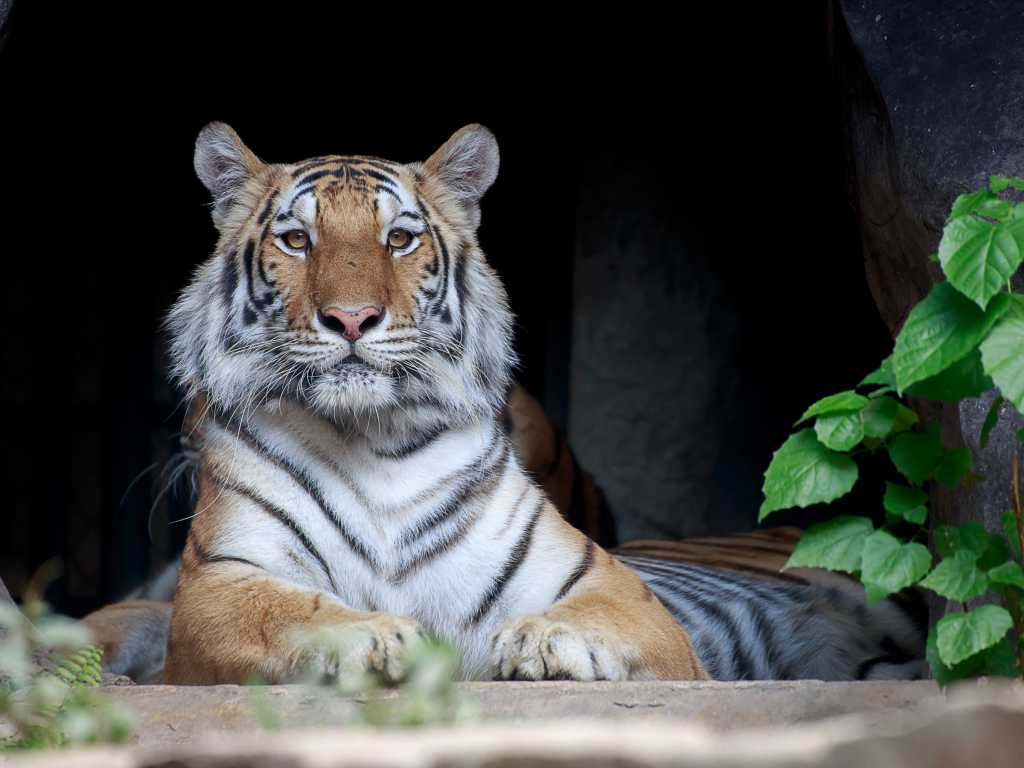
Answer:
top-left (85, 680), bottom-right (941, 750)
top-left (3, 682), bottom-right (1022, 768)
top-left (829, 0), bottom-right (1024, 621)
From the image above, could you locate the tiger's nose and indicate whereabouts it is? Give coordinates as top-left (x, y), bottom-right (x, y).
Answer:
top-left (318, 306), bottom-right (382, 341)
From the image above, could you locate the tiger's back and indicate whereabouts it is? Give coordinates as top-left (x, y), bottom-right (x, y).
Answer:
top-left (615, 530), bottom-right (927, 681)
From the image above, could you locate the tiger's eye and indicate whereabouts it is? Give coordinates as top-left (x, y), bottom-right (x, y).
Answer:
top-left (285, 230), bottom-right (308, 249)
top-left (388, 229), bottom-right (411, 249)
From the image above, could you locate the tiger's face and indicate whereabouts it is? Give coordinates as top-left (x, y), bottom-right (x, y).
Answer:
top-left (169, 124), bottom-right (513, 424)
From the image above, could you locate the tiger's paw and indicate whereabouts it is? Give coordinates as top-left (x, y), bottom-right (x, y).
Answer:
top-left (293, 612), bottom-right (423, 684)
top-left (490, 614), bottom-right (629, 681)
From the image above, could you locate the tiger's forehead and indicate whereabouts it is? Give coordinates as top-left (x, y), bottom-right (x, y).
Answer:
top-left (272, 154), bottom-right (417, 222)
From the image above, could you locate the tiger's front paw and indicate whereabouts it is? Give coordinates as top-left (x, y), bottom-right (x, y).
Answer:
top-left (294, 612), bottom-right (423, 683)
top-left (490, 614), bottom-right (629, 681)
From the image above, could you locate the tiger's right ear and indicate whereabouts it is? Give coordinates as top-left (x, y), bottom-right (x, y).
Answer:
top-left (194, 122), bottom-right (264, 226)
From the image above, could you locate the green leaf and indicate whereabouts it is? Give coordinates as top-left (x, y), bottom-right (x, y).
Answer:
top-left (982, 637), bottom-right (1020, 678)
top-left (794, 391), bottom-right (868, 426)
top-left (928, 252), bottom-right (940, 263)
top-left (860, 530), bottom-right (932, 605)
top-left (887, 421), bottom-right (942, 486)
top-left (964, 472), bottom-right (986, 484)
top-left (882, 482), bottom-right (929, 524)
top-left (919, 549), bottom-right (988, 601)
top-left (933, 447), bottom-right (973, 488)
top-left (759, 429), bottom-right (859, 521)
top-left (861, 396), bottom-right (899, 438)
top-left (814, 412), bottom-right (864, 451)
top-left (892, 283), bottom-right (1010, 393)
top-left (890, 404), bottom-right (920, 437)
top-left (987, 561), bottom-right (1024, 589)
top-left (979, 295), bottom-right (1024, 412)
top-left (979, 396), bottom-right (1005, 450)
top-left (990, 175), bottom-right (1024, 192)
top-left (904, 347), bottom-right (994, 401)
top-left (56, 667), bottom-right (75, 681)
top-left (946, 189), bottom-right (998, 222)
top-left (939, 216), bottom-right (1024, 309)
top-left (858, 357), bottom-right (896, 389)
top-left (1019, 427), bottom-right (1024, 442)
top-left (977, 534), bottom-right (1008, 571)
top-left (936, 605), bottom-right (1014, 666)
top-left (926, 626), bottom-right (985, 686)
top-left (1001, 509), bottom-right (1022, 561)
top-left (934, 521), bottom-right (991, 559)
top-left (960, 521), bottom-right (993, 556)
top-left (782, 515), bottom-right (875, 573)
top-left (977, 199), bottom-right (1017, 223)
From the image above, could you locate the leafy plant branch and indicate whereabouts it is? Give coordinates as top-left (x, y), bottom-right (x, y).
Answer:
top-left (760, 175), bottom-right (1024, 685)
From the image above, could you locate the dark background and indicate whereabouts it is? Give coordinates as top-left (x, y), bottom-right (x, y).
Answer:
top-left (0, 4), bottom-right (894, 616)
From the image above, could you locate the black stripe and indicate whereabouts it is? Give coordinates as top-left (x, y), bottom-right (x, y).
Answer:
top-left (211, 474), bottom-right (339, 594)
top-left (432, 230), bottom-right (451, 314)
top-left (468, 499), bottom-right (544, 626)
top-left (554, 538), bottom-right (595, 601)
top-left (221, 251), bottom-right (238, 305)
top-left (399, 438), bottom-right (509, 545)
top-left (363, 168), bottom-right (398, 188)
top-left (389, 465), bottom-right (505, 584)
top-left (191, 537), bottom-right (263, 571)
top-left (243, 239), bottom-right (260, 308)
top-left (642, 574), bottom-right (754, 680)
top-left (214, 415), bottom-right (377, 569)
top-left (373, 423), bottom-right (449, 459)
top-left (257, 190), bottom-right (280, 225)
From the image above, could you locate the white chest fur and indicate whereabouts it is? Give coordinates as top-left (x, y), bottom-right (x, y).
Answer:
top-left (200, 402), bottom-right (574, 678)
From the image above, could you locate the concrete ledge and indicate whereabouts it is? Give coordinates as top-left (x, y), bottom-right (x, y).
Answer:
top-left (5, 683), bottom-right (1023, 768)
top-left (90, 680), bottom-right (943, 750)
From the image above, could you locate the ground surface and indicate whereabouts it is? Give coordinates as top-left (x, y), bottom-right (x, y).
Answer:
top-left (4, 680), bottom-right (1024, 766)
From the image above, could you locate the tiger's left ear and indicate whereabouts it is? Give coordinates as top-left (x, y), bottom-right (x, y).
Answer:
top-left (424, 124), bottom-right (500, 208)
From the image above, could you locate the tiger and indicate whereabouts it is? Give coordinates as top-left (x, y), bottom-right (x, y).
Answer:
top-left (80, 124), bottom-right (927, 686)
top-left (151, 122), bottom-right (707, 684)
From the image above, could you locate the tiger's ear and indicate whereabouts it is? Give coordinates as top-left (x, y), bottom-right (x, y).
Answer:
top-left (194, 122), bottom-right (264, 226)
top-left (424, 124), bottom-right (500, 206)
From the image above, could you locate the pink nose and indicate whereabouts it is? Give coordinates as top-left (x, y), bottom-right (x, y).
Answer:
top-left (320, 306), bottom-right (382, 341)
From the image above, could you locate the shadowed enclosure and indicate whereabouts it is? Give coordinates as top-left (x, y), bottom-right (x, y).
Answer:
top-left (0, 4), bottom-right (893, 616)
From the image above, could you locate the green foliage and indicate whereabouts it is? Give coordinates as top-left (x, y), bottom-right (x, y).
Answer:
top-left (0, 603), bottom-right (133, 752)
top-left (249, 631), bottom-right (476, 729)
top-left (980, 396), bottom-right (1005, 449)
top-left (979, 296), bottom-right (1024, 410)
top-left (758, 430), bottom-right (858, 521)
top-left (783, 515), bottom-right (874, 573)
top-left (760, 175), bottom-right (1024, 685)
top-left (892, 284), bottom-right (1008, 394)
top-left (860, 531), bottom-right (931, 606)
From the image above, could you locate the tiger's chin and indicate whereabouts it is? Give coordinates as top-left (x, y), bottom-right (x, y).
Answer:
top-left (306, 366), bottom-right (401, 416)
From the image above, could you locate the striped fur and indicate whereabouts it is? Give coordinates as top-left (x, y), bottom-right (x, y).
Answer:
top-left (614, 531), bottom-right (927, 681)
top-left (159, 123), bottom-right (706, 684)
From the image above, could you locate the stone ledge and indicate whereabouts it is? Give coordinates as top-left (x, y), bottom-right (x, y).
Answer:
top-left (90, 680), bottom-right (944, 750)
top-left (4, 683), bottom-right (1023, 768)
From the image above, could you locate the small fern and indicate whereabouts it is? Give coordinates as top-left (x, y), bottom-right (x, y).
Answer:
top-left (0, 607), bottom-right (134, 752)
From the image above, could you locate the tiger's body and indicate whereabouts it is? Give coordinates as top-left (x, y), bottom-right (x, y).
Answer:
top-left (80, 124), bottom-right (926, 686)
top-left (156, 123), bottom-right (706, 684)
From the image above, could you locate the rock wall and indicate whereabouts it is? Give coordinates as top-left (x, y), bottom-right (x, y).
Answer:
top-left (828, 0), bottom-right (1024, 620)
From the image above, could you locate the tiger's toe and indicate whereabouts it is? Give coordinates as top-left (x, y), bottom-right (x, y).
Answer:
top-left (490, 615), bottom-right (628, 681)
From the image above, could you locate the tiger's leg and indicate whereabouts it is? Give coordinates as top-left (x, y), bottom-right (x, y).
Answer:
top-left (163, 538), bottom-right (421, 686)
top-left (490, 534), bottom-right (709, 682)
